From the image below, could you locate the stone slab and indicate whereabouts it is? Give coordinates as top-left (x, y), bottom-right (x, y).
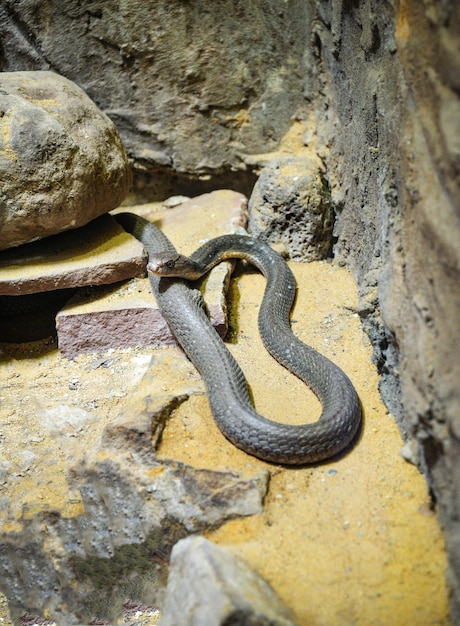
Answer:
top-left (56, 265), bottom-right (231, 358)
top-left (0, 214), bottom-right (147, 295)
top-left (56, 190), bottom-right (247, 358)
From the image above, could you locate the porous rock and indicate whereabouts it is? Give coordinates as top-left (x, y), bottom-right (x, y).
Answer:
top-left (160, 536), bottom-right (297, 626)
top-left (0, 71), bottom-right (132, 250)
top-left (248, 157), bottom-right (334, 261)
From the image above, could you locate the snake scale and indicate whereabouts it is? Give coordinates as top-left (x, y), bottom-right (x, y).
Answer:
top-left (115, 213), bottom-right (361, 465)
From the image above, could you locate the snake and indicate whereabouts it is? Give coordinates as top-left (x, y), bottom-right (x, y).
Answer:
top-left (115, 212), bottom-right (361, 465)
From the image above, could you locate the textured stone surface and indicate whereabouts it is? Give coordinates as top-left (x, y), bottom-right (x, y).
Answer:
top-left (56, 265), bottom-right (231, 359)
top-left (0, 459), bottom-right (268, 625)
top-left (56, 190), bottom-right (246, 358)
top-left (56, 277), bottom-right (179, 358)
top-left (0, 71), bottom-right (132, 250)
top-left (310, 2), bottom-right (460, 618)
top-left (0, 1), bottom-right (310, 198)
top-left (160, 536), bottom-right (297, 626)
top-left (0, 214), bottom-right (146, 295)
top-left (0, 0), bottom-right (458, 622)
top-left (248, 156), bottom-right (333, 260)
top-left (0, 350), bottom-right (268, 625)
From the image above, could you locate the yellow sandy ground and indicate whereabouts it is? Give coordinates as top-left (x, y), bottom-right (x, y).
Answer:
top-left (0, 232), bottom-right (449, 626)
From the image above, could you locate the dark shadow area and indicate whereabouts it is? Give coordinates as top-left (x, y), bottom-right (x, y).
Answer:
top-left (0, 289), bottom-right (76, 343)
top-left (125, 167), bottom-right (259, 205)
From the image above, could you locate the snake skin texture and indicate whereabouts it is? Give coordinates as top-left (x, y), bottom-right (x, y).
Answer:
top-left (115, 213), bottom-right (361, 464)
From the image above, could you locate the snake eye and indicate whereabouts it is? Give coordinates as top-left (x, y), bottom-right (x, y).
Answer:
top-left (165, 260), bottom-right (175, 269)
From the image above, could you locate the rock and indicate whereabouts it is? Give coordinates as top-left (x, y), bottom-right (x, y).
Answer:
top-left (1, 2), bottom-right (458, 621)
top-left (0, 71), bottom-right (132, 250)
top-left (54, 253), bottom-right (230, 355)
top-left (248, 157), bottom-right (334, 261)
top-left (0, 457), bottom-right (268, 625)
top-left (56, 277), bottom-right (180, 357)
top-left (102, 352), bottom-right (205, 454)
top-left (0, 215), bottom-right (146, 295)
top-left (0, 338), bottom-right (269, 624)
top-left (0, 4), bottom-right (311, 196)
top-left (160, 536), bottom-right (297, 626)
top-left (0, 213), bottom-right (146, 342)
top-left (55, 266), bottom-right (229, 359)
top-left (312, 2), bottom-right (460, 618)
top-left (0, 374), bottom-right (269, 625)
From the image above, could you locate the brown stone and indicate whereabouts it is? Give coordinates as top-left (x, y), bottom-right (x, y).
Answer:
top-left (0, 214), bottom-right (147, 296)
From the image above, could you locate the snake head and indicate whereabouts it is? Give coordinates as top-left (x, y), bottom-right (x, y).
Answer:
top-left (147, 253), bottom-right (204, 280)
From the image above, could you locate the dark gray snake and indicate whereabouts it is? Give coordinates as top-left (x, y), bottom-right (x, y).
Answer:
top-left (115, 213), bottom-right (361, 465)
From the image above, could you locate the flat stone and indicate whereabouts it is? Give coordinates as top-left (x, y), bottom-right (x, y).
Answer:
top-left (102, 352), bottom-right (205, 454)
top-left (56, 278), bottom-right (176, 357)
top-left (56, 190), bottom-right (247, 358)
top-left (160, 536), bottom-right (297, 626)
top-left (55, 264), bottom-right (230, 358)
top-left (0, 341), bottom-right (268, 624)
top-left (0, 214), bottom-right (147, 295)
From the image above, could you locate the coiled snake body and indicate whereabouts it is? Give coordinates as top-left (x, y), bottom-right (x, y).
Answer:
top-left (115, 213), bottom-right (361, 465)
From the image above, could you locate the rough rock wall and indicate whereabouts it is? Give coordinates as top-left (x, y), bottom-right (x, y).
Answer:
top-left (0, 0), bottom-right (310, 198)
top-left (312, 0), bottom-right (460, 619)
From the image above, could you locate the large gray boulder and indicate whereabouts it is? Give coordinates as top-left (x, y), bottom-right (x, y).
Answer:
top-left (0, 71), bottom-right (132, 250)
